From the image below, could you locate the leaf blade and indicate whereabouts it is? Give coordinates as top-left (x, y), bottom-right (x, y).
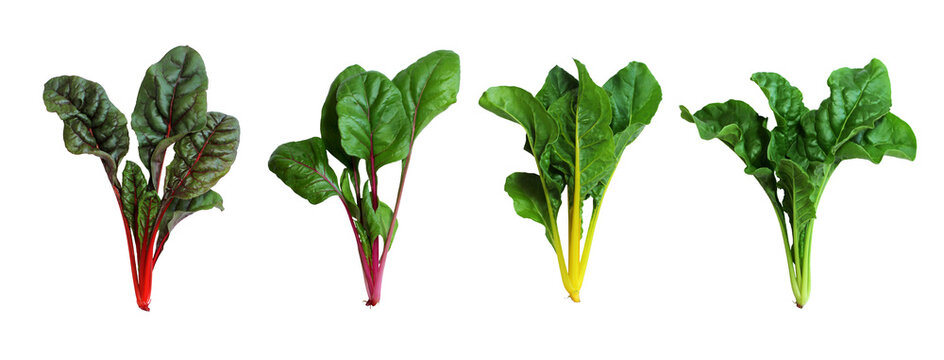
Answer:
top-left (164, 112), bottom-right (240, 199)
top-left (43, 75), bottom-right (130, 183)
top-left (392, 50), bottom-right (460, 142)
top-left (131, 46), bottom-right (209, 183)
top-left (268, 137), bottom-right (341, 205)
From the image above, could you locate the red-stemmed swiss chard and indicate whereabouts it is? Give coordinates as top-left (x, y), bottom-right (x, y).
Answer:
top-left (42, 46), bottom-right (240, 311)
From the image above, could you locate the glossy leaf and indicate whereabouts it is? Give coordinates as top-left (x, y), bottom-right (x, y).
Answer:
top-left (131, 46), bottom-right (209, 183)
top-left (322, 65), bottom-right (366, 167)
top-left (603, 61), bottom-right (662, 158)
top-left (836, 113), bottom-right (916, 163)
top-left (812, 59), bottom-right (891, 154)
top-left (680, 100), bottom-right (771, 173)
top-left (505, 172), bottom-right (556, 245)
top-left (548, 60), bottom-right (615, 201)
top-left (479, 86), bottom-right (559, 162)
top-left (393, 50), bottom-right (460, 142)
top-left (751, 72), bottom-right (809, 127)
top-left (164, 112), bottom-right (240, 199)
top-left (336, 71), bottom-right (411, 170)
top-left (536, 66), bottom-right (578, 109)
top-left (43, 76), bottom-right (130, 182)
top-left (268, 137), bottom-right (340, 205)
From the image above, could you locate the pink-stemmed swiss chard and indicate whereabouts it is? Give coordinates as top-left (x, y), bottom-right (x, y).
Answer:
top-left (268, 50), bottom-right (459, 306)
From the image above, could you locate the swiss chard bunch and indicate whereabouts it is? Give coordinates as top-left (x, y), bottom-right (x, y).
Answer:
top-left (480, 60), bottom-right (661, 302)
top-left (268, 50), bottom-right (460, 306)
top-left (42, 46), bottom-right (240, 311)
top-left (680, 59), bottom-right (916, 308)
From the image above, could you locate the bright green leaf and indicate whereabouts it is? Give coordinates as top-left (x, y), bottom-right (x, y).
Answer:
top-left (268, 137), bottom-right (340, 205)
top-left (336, 71), bottom-right (411, 170)
top-left (393, 50), bottom-right (460, 142)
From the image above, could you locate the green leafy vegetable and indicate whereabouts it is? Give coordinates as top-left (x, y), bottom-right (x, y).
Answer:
top-left (480, 59), bottom-right (661, 302)
top-left (680, 59), bottom-right (916, 308)
top-left (268, 50), bottom-right (460, 306)
top-left (41, 46), bottom-right (239, 311)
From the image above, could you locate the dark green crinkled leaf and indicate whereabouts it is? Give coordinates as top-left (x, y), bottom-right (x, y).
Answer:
top-left (680, 100), bottom-right (771, 173)
top-left (548, 60), bottom-right (616, 202)
top-left (836, 112), bottom-right (916, 163)
top-left (159, 190), bottom-right (224, 235)
top-left (505, 172), bottom-right (557, 245)
top-left (776, 159), bottom-right (816, 229)
top-left (336, 71), bottom-right (411, 170)
top-left (393, 50), bottom-right (460, 142)
top-left (136, 190), bottom-right (161, 245)
top-left (43, 75), bottom-right (130, 183)
top-left (268, 137), bottom-right (340, 205)
top-left (603, 61), bottom-right (662, 158)
top-left (322, 65), bottom-right (367, 167)
top-left (131, 46), bottom-right (209, 184)
top-left (751, 72), bottom-right (809, 128)
top-left (164, 112), bottom-right (239, 199)
top-left (536, 66), bottom-right (578, 109)
top-left (812, 59), bottom-right (891, 155)
top-left (120, 161), bottom-right (148, 235)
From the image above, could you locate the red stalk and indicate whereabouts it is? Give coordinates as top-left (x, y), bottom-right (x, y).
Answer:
top-left (113, 185), bottom-right (143, 308)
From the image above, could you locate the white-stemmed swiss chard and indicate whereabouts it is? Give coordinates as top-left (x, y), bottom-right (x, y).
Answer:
top-left (680, 59), bottom-right (916, 308)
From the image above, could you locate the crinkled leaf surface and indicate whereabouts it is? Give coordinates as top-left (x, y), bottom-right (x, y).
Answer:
top-left (836, 112), bottom-right (916, 163)
top-left (751, 72), bottom-right (809, 128)
top-left (680, 100), bottom-right (771, 173)
top-left (393, 50), bottom-right (460, 142)
top-left (131, 46), bottom-right (209, 184)
top-left (43, 75), bottom-right (130, 182)
top-left (776, 159), bottom-right (816, 228)
top-left (121, 161), bottom-right (148, 236)
top-left (536, 66), bottom-right (578, 109)
top-left (268, 137), bottom-right (340, 205)
top-left (548, 60), bottom-right (616, 202)
top-left (812, 59), bottom-right (891, 155)
top-left (164, 112), bottom-right (239, 199)
top-left (136, 190), bottom-right (161, 245)
top-left (336, 71), bottom-right (411, 170)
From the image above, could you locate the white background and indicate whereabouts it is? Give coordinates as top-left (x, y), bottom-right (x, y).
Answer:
top-left (1, 0), bottom-right (940, 358)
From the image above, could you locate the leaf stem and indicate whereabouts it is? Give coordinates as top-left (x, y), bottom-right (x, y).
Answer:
top-left (769, 198), bottom-right (801, 301)
top-left (113, 185), bottom-right (142, 305)
top-left (576, 197), bottom-right (604, 289)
